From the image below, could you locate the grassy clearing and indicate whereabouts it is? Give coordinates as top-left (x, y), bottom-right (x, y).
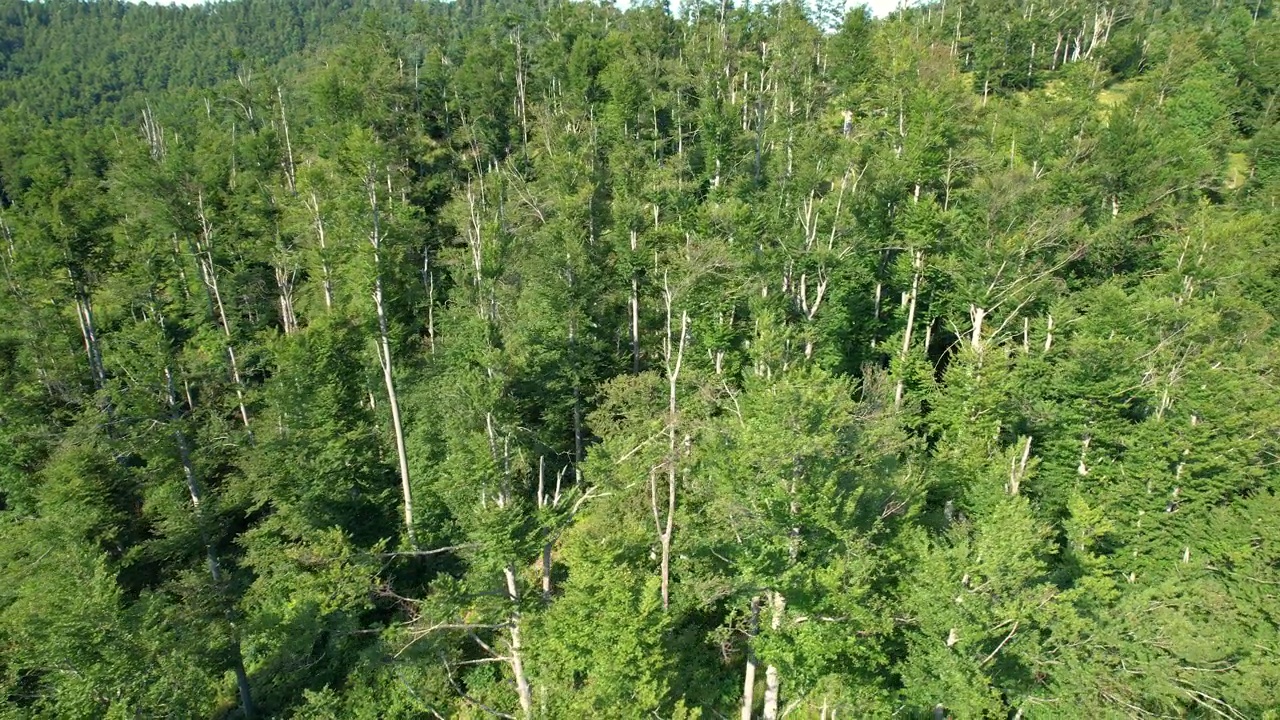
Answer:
top-left (1225, 152), bottom-right (1250, 190)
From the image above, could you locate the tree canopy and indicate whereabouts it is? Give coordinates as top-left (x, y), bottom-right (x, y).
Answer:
top-left (1, 0), bottom-right (1278, 717)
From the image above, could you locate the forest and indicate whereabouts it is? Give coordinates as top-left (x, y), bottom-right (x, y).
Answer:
top-left (1, 0), bottom-right (1278, 716)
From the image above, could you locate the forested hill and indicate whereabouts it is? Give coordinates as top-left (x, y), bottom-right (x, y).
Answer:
top-left (0, 0), bottom-right (497, 120)
top-left (1, 0), bottom-right (1278, 717)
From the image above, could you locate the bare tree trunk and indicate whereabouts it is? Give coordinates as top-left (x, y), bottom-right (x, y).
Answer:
top-left (195, 194), bottom-right (251, 432)
top-left (1, 219), bottom-right (54, 389)
top-left (513, 29), bottom-right (529, 152)
top-left (155, 306), bottom-right (255, 719)
top-left (895, 250), bottom-right (924, 408)
top-left (631, 230), bottom-right (641, 373)
top-left (676, 89), bottom-right (685, 157)
top-left (944, 150), bottom-right (955, 210)
top-left (661, 468), bottom-right (676, 609)
top-left (826, 164), bottom-right (864, 250)
top-left (277, 86), bottom-right (296, 194)
top-left (423, 250), bottom-right (436, 353)
top-left (465, 182), bottom-right (486, 317)
top-left (741, 595), bottom-right (761, 720)
top-left (537, 458), bottom-right (553, 601)
top-left (541, 540), bottom-right (553, 600)
top-left (1009, 436), bottom-right (1032, 495)
top-left (566, 259), bottom-right (584, 467)
top-left (72, 286), bottom-right (106, 390)
top-left (368, 173), bottom-right (418, 549)
top-left (274, 263), bottom-right (298, 334)
top-left (762, 592), bottom-right (785, 720)
top-left (503, 566), bottom-right (534, 719)
top-left (655, 274), bottom-right (688, 611)
top-left (970, 305), bottom-right (987, 354)
top-left (306, 193), bottom-right (334, 311)
top-left (0, 215), bottom-right (18, 298)
top-left (752, 97), bottom-right (766, 185)
top-left (576, 317), bottom-right (586, 466)
top-left (142, 102), bottom-right (167, 159)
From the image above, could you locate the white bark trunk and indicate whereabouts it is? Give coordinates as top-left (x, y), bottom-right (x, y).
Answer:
top-left (278, 86), bottom-right (296, 194)
top-left (422, 250), bottom-right (435, 353)
top-left (274, 264), bottom-right (298, 334)
top-left (513, 29), bottom-right (528, 150)
top-left (631, 230), bottom-right (641, 373)
top-left (895, 250), bottom-right (924, 408)
top-left (73, 291), bottom-right (106, 390)
top-left (368, 175), bottom-right (417, 549)
top-left (657, 275), bottom-right (688, 611)
top-left (741, 595), bottom-right (761, 720)
top-left (762, 592), bottom-right (785, 720)
top-left (504, 566), bottom-right (533, 719)
top-left (970, 305), bottom-right (986, 353)
top-left (195, 194), bottom-right (251, 432)
top-left (159, 339), bottom-right (255, 719)
top-left (569, 311), bottom-right (583, 467)
top-left (306, 193), bottom-right (334, 311)
top-left (466, 183), bottom-right (485, 316)
top-left (1009, 436), bottom-right (1031, 495)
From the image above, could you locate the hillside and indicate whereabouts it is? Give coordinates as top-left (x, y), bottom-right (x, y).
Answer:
top-left (1, 0), bottom-right (1278, 717)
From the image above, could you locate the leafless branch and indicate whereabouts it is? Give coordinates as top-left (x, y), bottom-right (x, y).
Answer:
top-left (980, 619), bottom-right (1019, 666)
top-left (377, 544), bottom-right (480, 558)
top-left (440, 652), bottom-right (516, 719)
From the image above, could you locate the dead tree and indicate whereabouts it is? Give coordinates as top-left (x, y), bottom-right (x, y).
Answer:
top-left (367, 170), bottom-right (418, 549)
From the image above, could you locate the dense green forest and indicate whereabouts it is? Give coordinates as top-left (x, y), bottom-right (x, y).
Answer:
top-left (1, 0), bottom-right (1278, 716)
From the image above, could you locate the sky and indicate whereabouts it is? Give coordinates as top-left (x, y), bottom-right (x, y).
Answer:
top-left (134, 0), bottom-right (903, 17)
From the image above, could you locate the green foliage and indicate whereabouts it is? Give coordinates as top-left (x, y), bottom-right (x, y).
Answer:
top-left (1, 0), bottom-right (1277, 717)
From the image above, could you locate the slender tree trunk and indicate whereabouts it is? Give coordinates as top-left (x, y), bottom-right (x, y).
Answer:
top-left (661, 468), bottom-right (675, 609)
top-left (159, 339), bottom-right (254, 719)
top-left (0, 215), bottom-right (18, 297)
top-left (503, 566), bottom-right (534, 719)
top-left (274, 264), bottom-right (298, 334)
top-left (762, 591), bottom-right (785, 720)
top-left (537, 458), bottom-right (553, 600)
top-left (1, 219), bottom-right (53, 389)
top-left (541, 541), bottom-right (553, 600)
top-left (195, 194), bottom-right (251, 432)
top-left (753, 97), bottom-right (765, 185)
top-left (1009, 436), bottom-right (1032, 495)
top-left (513, 29), bottom-right (529, 152)
top-left (895, 250), bottom-right (924, 408)
top-left (142, 103), bottom-right (167, 159)
top-left (306, 193), bottom-right (334, 311)
top-left (826, 165), bottom-right (862, 251)
top-left (72, 286), bottom-right (106, 390)
top-left (970, 305), bottom-right (986, 354)
top-left (277, 86), bottom-right (296, 194)
top-left (742, 595), bottom-right (761, 720)
top-left (630, 230), bottom-right (641, 373)
top-left (368, 174), bottom-right (418, 549)
top-left (465, 182), bottom-right (486, 317)
top-left (656, 274), bottom-right (688, 611)
top-left (572, 352), bottom-right (583, 467)
top-left (422, 250), bottom-right (436, 353)
top-left (676, 89), bottom-right (685, 157)
top-left (566, 256), bottom-right (583, 467)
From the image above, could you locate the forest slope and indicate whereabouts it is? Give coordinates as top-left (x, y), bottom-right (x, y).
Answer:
top-left (1, 0), bottom-right (1278, 718)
